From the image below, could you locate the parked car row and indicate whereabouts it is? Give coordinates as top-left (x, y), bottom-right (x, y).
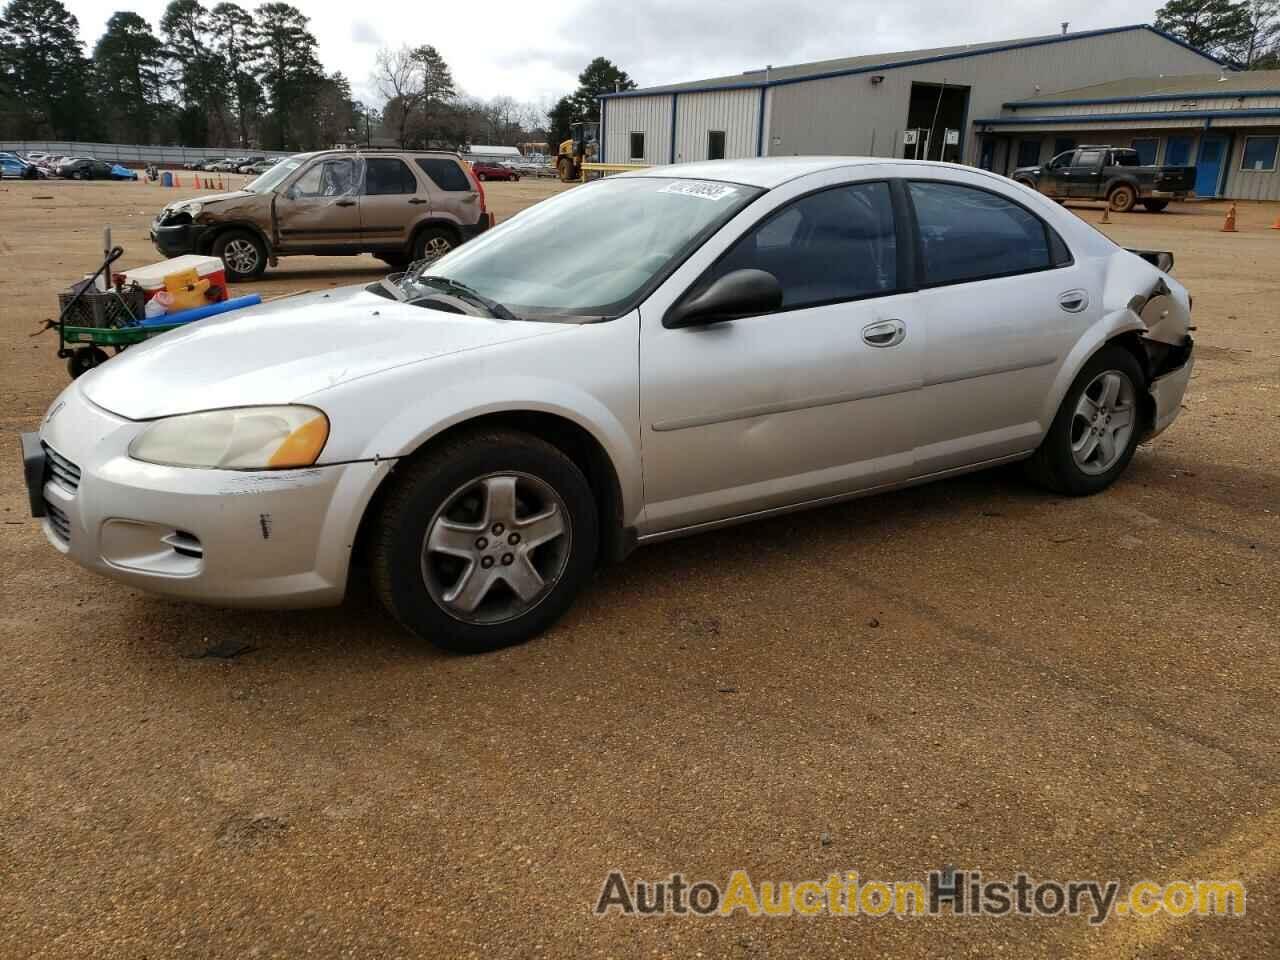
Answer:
top-left (180, 155), bottom-right (281, 173)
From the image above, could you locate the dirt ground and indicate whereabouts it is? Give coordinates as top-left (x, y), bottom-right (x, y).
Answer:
top-left (0, 177), bottom-right (1278, 959)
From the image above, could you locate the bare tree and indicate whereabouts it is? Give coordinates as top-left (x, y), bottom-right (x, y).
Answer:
top-left (372, 45), bottom-right (420, 146)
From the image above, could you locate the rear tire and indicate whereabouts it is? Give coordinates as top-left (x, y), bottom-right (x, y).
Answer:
top-left (213, 229), bottom-right (267, 282)
top-left (1026, 345), bottom-right (1145, 496)
top-left (1108, 184), bottom-right (1137, 213)
top-left (1141, 200), bottom-right (1169, 213)
top-left (371, 429), bottom-right (599, 653)
top-left (477, 172), bottom-right (487, 181)
top-left (412, 226), bottom-right (456, 262)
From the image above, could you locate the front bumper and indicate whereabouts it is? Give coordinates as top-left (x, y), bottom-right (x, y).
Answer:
top-left (22, 384), bottom-right (391, 608)
top-left (151, 219), bottom-right (208, 258)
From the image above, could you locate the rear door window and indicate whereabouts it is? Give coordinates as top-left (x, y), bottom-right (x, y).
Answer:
top-left (909, 181), bottom-right (1067, 286)
top-left (365, 157), bottom-right (418, 195)
top-left (416, 157), bottom-right (471, 191)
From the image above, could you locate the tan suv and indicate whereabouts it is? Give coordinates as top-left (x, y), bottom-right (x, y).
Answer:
top-left (151, 150), bottom-right (494, 281)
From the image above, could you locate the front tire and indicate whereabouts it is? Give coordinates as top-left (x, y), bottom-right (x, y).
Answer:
top-left (371, 430), bottom-right (599, 653)
top-left (1026, 345), bottom-right (1145, 496)
top-left (213, 229), bottom-right (267, 281)
top-left (1108, 184), bottom-right (1137, 213)
top-left (67, 346), bottom-right (109, 379)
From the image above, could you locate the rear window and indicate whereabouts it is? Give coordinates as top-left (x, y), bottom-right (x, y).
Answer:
top-left (365, 157), bottom-right (418, 195)
top-left (416, 157), bottom-right (471, 191)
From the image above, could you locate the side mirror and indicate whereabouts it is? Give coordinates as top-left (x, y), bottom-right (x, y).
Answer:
top-left (665, 269), bottom-right (783, 329)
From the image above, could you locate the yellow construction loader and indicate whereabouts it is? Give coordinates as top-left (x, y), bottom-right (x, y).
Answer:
top-left (556, 121), bottom-right (599, 182)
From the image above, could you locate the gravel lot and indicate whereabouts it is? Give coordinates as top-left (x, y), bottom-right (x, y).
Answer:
top-left (1, 178), bottom-right (1277, 958)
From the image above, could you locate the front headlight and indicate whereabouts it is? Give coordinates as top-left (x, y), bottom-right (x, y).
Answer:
top-left (129, 406), bottom-right (329, 470)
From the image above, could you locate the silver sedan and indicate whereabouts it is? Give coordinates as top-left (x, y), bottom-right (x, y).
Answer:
top-left (21, 158), bottom-right (1194, 653)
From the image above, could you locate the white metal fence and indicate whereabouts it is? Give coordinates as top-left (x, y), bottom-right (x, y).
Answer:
top-left (0, 140), bottom-right (294, 165)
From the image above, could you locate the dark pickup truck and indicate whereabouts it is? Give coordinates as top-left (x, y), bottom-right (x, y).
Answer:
top-left (1013, 146), bottom-right (1195, 212)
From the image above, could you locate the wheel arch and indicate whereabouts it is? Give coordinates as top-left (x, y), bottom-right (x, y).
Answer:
top-left (1041, 320), bottom-right (1156, 438)
top-left (352, 409), bottom-right (633, 584)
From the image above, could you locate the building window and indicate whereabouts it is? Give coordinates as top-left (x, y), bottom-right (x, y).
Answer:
top-left (1241, 136), bottom-right (1279, 171)
top-left (1166, 136), bottom-right (1194, 166)
top-left (708, 130), bottom-right (726, 161)
top-left (1131, 138), bottom-right (1158, 166)
top-left (1017, 139), bottom-right (1041, 167)
top-left (629, 132), bottom-right (645, 162)
top-left (1053, 137), bottom-right (1076, 157)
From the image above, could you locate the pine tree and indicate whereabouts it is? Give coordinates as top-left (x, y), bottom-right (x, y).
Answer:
top-left (0, 0), bottom-right (94, 138)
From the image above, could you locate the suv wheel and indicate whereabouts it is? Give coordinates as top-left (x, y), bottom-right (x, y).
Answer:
top-left (371, 429), bottom-right (599, 653)
top-left (412, 227), bottom-right (456, 262)
top-left (213, 229), bottom-right (267, 281)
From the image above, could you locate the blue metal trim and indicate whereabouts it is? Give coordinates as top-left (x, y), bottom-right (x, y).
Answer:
top-left (670, 93), bottom-right (678, 163)
top-left (977, 108), bottom-right (1280, 126)
top-left (599, 24), bottom-right (1221, 100)
top-left (756, 88), bottom-right (766, 156)
top-left (1005, 89), bottom-right (1280, 109)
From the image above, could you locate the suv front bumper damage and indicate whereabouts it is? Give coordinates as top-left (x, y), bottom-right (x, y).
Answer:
top-left (151, 217), bottom-right (208, 258)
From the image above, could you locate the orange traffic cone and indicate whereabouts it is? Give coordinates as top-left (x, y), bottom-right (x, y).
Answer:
top-left (217, 176), bottom-right (224, 191)
top-left (1270, 212), bottom-right (1280, 230)
top-left (1100, 204), bottom-right (1111, 224)
top-left (1221, 203), bottom-right (1238, 233)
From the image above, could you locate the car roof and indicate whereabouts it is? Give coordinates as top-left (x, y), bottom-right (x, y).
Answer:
top-left (623, 156), bottom-right (993, 189)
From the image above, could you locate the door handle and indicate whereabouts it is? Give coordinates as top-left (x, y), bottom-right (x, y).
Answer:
top-left (862, 319), bottom-right (906, 348)
top-left (408, 197), bottom-right (427, 204)
top-left (335, 199), bottom-right (356, 207)
top-left (1058, 290), bottom-right (1089, 313)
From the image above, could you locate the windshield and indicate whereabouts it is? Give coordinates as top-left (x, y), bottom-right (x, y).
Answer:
top-left (399, 176), bottom-right (762, 321)
top-left (246, 155), bottom-right (305, 193)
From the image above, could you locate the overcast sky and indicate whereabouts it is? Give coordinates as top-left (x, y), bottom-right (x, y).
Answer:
top-left (65, 0), bottom-right (1166, 108)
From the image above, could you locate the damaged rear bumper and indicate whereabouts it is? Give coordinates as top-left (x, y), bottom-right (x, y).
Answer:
top-left (1148, 343), bottom-right (1194, 439)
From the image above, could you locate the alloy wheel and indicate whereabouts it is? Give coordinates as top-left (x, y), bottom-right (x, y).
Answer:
top-left (1070, 370), bottom-right (1136, 475)
top-left (223, 238), bottom-right (260, 274)
top-left (421, 472), bottom-right (571, 624)
top-left (423, 235), bottom-right (452, 258)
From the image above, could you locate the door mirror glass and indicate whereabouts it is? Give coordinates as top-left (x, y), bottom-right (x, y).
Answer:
top-left (666, 269), bottom-right (783, 328)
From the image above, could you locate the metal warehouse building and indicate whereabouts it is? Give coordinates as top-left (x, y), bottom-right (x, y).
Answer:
top-left (598, 23), bottom-right (1280, 199)
top-left (977, 70), bottom-right (1280, 200)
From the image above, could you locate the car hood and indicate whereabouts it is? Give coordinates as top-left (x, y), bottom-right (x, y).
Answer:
top-left (80, 285), bottom-right (573, 420)
top-left (163, 190), bottom-right (256, 211)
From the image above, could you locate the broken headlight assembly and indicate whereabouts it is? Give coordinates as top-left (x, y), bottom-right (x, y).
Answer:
top-left (129, 405), bottom-right (329, 470)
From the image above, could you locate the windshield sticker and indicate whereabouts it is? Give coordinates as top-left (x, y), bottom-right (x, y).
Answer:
top-left (658, 181), bottom-right (739, 201)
